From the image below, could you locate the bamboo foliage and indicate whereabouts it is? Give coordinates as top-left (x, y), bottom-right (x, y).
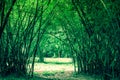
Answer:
top-left (0, 0), bottom-right (17, 38)
top-left (0, 0), bottom-right (54, 77)
top-left (71, 0), bottom-right (120, 79)
top-left (0, 0), bottom-right (119, 79)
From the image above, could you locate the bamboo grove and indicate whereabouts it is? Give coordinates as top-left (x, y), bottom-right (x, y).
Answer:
top-left (0, 0), bottom-right (120, 80)
top-left (0, 0), bottom-right (56, 77)
top-left (71, 0), bottom-right (120, 79)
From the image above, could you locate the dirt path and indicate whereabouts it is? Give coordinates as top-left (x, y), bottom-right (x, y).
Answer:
top-left (34, 63), bottom-right (100, 80)
top-left (34, 63), bottom-right (74, 72)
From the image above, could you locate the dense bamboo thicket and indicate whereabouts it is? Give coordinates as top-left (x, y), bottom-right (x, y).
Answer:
top-left (0, 0), bottom-right (55, 77)
top-left (0, 0), bottom-right (120, 79)
top-left (69, 0), bottom-right (120, 79)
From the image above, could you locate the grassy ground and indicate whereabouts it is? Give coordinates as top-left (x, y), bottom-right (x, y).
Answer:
top-left (0, 58), bottom-right (101, 80)
top-left (33, 58), bottom-right (100, 80)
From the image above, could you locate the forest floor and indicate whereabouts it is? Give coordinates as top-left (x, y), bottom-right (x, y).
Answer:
top-left (33, 58), bottom-right (101, 80)
top-left (0, 58), bottom-right (101, 80)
